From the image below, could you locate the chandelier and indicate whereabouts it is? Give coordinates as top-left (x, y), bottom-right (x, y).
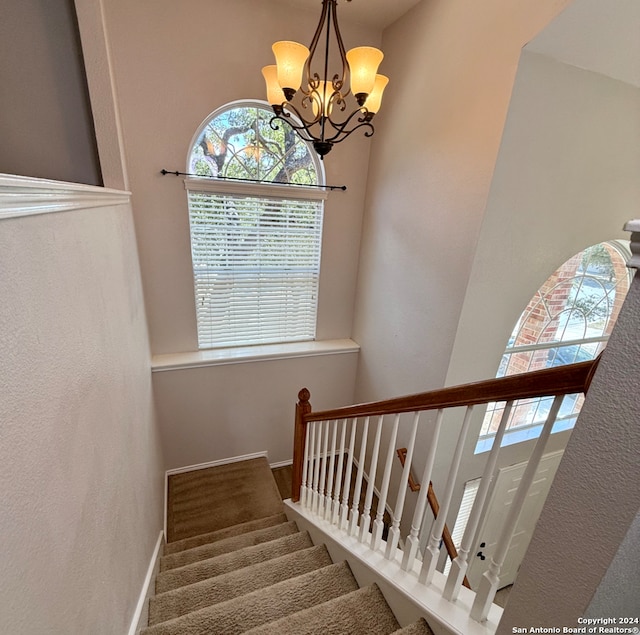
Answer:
top-left (262, 0), bottom-right (388, 158)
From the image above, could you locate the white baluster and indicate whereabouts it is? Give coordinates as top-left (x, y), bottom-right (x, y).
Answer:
top-left (360, 416), bottom-right (383, 542)
top-left (471, 395), bottom-right (564, 622)
top-left (324, 420), bottom-right (338, 521)
top-left (349, 417), bottom-right (370, 535)
top-left (300, 419), bottom-right (312, 507)
top-left (419, 406), bottom-right (474, 582)
top-left (395, 408), bottom-right (443, 573)
top-left (443, 400), bottom-right (514, 601)
top-left (332, 419), bottom-right (348, 526)
top-left (371, 414), bottom-right (400, 551)
top-left (311, 421), bottom-right (322, 514)
top-left (317, 419), bottom-right (330, 517)
top-left (339, 419), bottom-right (357, 530)
top-left (386, 412), bottom-right (420, 559)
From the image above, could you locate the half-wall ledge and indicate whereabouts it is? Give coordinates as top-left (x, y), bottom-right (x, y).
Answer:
top-left (151, 338), bottom-right (360, 372)
top-left (624, 219), bottom-right (640, 269)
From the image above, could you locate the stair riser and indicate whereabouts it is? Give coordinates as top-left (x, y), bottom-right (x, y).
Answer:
top-left (149, 545), bottom-right (332, 625)
top-left (155, 531), bottom-right (314, 594)
top-left (160, 521), bottom-right (298, 571)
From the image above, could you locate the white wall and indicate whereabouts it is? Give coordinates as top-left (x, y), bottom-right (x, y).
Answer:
top-left (103, 0), bottom-right (378, 355)
top-left (349, 0), bottom-right (571, 532)
top-left (97, 0), bottom-right (381, 468)
top-left (446, 51), bottom-right (640, 391)
top-left (0, 176), bottom-right (165, 634)
top-left (436, 51), bottom-right (640, 532)
top-left (153, 351), bottom-right (359, 469)
top-left (352, 0), bottom-right (572, 404)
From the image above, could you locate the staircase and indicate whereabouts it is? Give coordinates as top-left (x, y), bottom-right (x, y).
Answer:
top-left (141, 457), bottom-right (434, 634)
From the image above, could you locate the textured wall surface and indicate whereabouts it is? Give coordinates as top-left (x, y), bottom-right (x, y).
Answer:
top-left (94, 0), bottom-right (379, 468)
top-left (152, 351), bottom-right (359, 469)
top-left (586, 509), bottom-right (640, 617)
top-left (0, 179), bottom-right (164, 633)
top-left (103, 0), bottom-right (377, 355)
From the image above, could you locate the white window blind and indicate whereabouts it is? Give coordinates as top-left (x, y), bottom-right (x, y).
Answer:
top-left (188, 188), bottom-right (324, 349)
top-left (443, 478), bottom-right (480, 575)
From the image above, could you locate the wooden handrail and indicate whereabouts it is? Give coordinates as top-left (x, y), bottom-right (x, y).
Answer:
top-left (303, 358), bottom-right (598, 423)
top-left (396, 448), bottom-right (421, 492)
top-left (292, 358), bottom-right (599, 502)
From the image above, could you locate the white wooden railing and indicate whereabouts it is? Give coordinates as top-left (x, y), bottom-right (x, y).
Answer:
top-left (290, 360), bottom-right (598, 628)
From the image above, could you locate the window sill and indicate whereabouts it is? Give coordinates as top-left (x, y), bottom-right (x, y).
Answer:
top-left (151, 338), bottom-right (360, 372)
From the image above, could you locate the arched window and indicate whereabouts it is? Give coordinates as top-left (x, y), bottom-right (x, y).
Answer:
top-left (475, 240), bottom-right (632, 452)
top-left (186, 101), bottom-right (326, 349)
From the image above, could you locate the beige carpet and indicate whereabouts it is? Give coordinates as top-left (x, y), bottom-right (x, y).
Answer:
top-left (147, 458), bottom-right (435, 634)
top-left (166, 456), bottom-right (284, 542)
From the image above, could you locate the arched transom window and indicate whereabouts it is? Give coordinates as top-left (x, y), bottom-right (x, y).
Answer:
top-left (476, 240), bottom-right (632, 452)
top-left (186, 101), bottom-right (326, 349)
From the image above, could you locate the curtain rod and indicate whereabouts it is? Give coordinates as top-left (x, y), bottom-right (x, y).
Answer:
top-left (160, 169), bottom-right (347, 191)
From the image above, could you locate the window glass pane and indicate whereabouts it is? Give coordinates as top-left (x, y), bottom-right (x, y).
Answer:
top-left (189, 105), bottom-right (318, 185)
top-left (186, 102), bottom-right (324, 349)
top-left (475, 241), bottom-right (632, 452)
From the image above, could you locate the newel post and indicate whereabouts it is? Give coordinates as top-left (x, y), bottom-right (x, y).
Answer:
top-left (291, 387), bottom-right (311, 502)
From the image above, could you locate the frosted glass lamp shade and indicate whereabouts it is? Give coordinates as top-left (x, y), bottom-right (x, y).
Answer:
top-left (272, 41), bottom-right (310, 95)
top-left (346, 46), bottom-right (383, 100)
top-left (363, 74), bottom-right (389, 114)
top-left (262, 65), bottom-right (286, 106)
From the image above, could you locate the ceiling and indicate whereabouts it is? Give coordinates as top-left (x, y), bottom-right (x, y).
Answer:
top-left (525, 0), bottom-right (640, 88)
top-left (276, 0), bottom-right (422, 30)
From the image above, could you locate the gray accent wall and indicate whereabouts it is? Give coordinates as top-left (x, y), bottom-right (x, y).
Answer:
top-left (0, 0), bottom-right (101, 185)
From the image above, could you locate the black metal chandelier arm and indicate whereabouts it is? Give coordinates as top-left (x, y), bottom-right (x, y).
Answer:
top-left (303, 0), bottom-right (331, 94)
top-left (269, 115), bottom-right (313, 141)
top-left (324, 119), bottom-right (375, 145)
top-left (330, 0), bottom-right (349, 94)
top-left (270, 101), bottom-right (321, 131)
top-left (322, 108), bottom-right (375, 141)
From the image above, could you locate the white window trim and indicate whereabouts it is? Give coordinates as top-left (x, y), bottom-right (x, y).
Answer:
top-left (184, 177), bottom-right (328, 201)
top-left (185, 100), bottom-right (328, 351)
top-left (151, 338), bottom-right (360, 372)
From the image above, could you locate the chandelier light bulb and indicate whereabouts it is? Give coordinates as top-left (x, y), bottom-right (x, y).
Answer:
top-left (311, 81), bottom-right (334, 118)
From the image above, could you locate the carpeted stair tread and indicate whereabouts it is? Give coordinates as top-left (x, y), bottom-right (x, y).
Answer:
top-left (163, 513), bottom-right (288, 555)
top-left (390, 618), bottom-right (436, 634)
top-left (160, 520), bottom-right (298, 571)
top-left (149, 545), bottom-right (333, 625)
top-left (142, 561), bottom-right (358, 635)
top-left (155, 530), bottom-right (314, 594)
top-left (243, 583), bottom-right (401, 635)
top-left (167, 457), bottom-right (284, 542)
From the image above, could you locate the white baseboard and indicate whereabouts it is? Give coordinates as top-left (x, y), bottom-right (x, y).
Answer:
top-left (270, 459), bottom-right (293, 469)
top-left (165, 451), bottom-right (269, 477)
top-left (128, 530), bottom-right (164, 635)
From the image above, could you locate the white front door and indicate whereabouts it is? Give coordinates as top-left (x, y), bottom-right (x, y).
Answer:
top-left (467, 450), bottom-right (564, 589)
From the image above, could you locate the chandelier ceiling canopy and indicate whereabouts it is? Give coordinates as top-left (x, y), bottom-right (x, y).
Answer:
top-left (262, 0), bottom-right (388, 158)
